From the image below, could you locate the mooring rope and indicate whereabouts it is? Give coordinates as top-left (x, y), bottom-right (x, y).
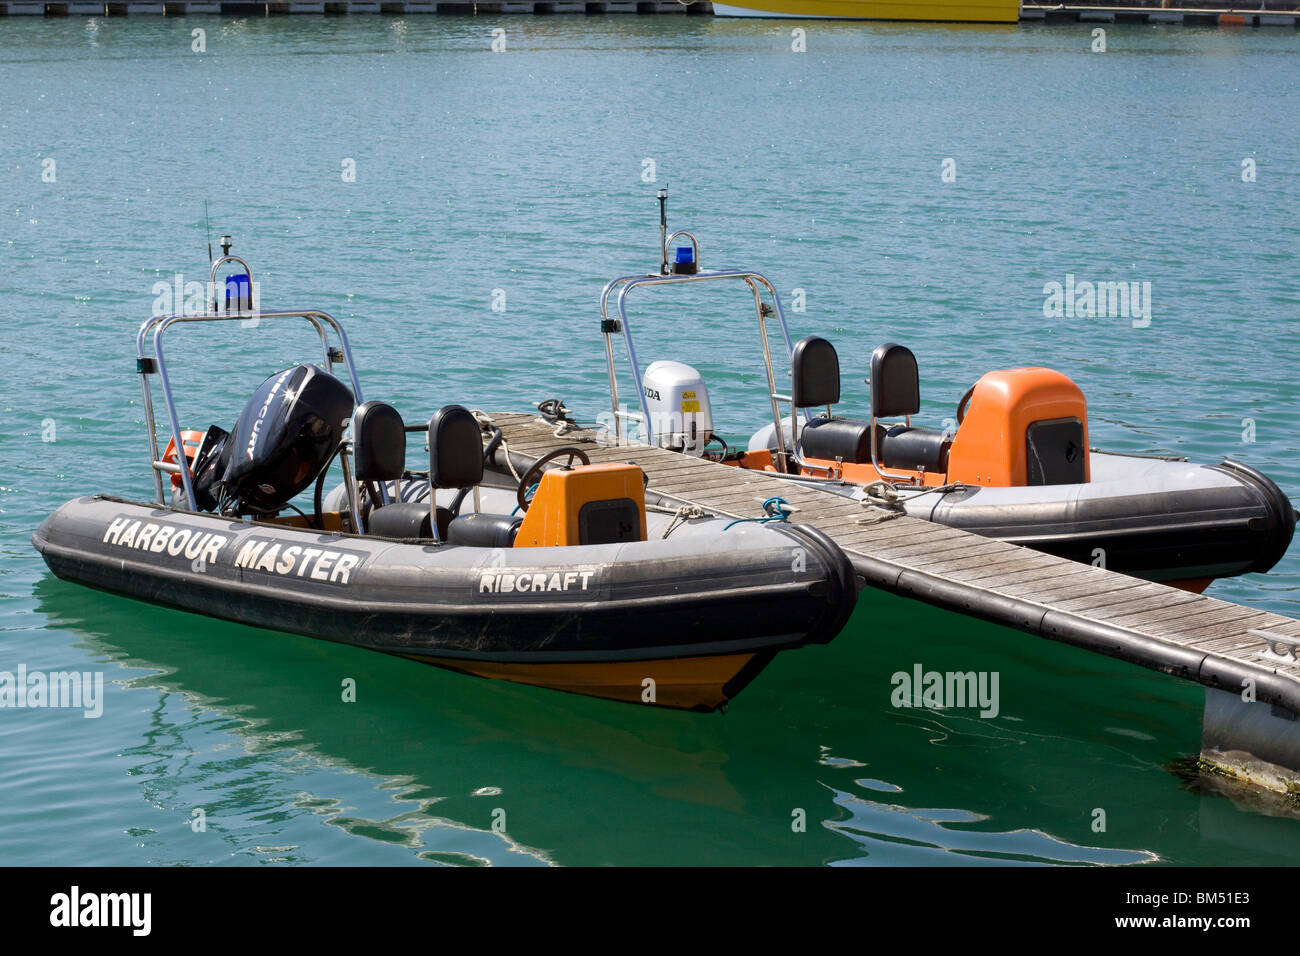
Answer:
top-left (856, 480), bottom-right (967, 525)
top-left (511, 482), bottom-right (539, 516)
top-left (535, 398), bottom-right (582, 438)
top-left (659, 504), bottom-right (707, 538)
top-left (723, 496), bottom-right (794, 531)
top-left (471, 409), bottom-right (524, 482)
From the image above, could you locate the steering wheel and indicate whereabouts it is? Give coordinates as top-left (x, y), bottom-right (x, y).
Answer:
top-left (956, 384), bottom-right (977, 426)
top-left (516, 447), bottom-right (591, 512)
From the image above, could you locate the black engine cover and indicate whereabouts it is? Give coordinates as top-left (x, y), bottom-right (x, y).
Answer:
top-left (220, 364), bottom-right (353, 513)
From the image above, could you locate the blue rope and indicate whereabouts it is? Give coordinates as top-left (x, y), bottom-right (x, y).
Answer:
top-left (723, 496), bottom-right (793, 531)
top-left (511, 482), bottom-right (539, 516)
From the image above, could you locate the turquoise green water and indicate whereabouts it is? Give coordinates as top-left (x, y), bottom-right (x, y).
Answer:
top-left (1, 18), bottom-right (1298, 865)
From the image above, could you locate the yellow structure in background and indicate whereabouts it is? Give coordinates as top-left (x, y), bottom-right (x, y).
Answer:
top-left (711, 0), bottom-right (1020, 22)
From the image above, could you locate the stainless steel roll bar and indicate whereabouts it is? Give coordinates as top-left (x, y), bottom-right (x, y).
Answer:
top-left (599, 267), bottom-right (815, 473)
top-left (135, 298), bottom-right (365, 520)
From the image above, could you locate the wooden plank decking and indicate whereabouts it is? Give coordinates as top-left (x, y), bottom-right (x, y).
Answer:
top-left (486, 411), bottom-right (1300, 716)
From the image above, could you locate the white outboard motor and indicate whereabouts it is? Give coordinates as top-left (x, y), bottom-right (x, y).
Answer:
top-left (641, 361), bottom-right (713, 456)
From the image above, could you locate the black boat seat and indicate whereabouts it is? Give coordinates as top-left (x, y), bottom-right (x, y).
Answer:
top-left (428, 407), bottom-right (524, 544)
top-left (353, 401), bottom-right (406, 483)
top-left (352, 401), bottom-right (415, 534)
top-left (870, 343), bottom-right (921, 419)
top-left (445, 512), bottom-right (523, 548)
top-left (865, 342), bottom-right (951, 472)
top-left (412, 404), bottom-right (488, 540)
top-left (791, 335), bottom-right (841, 409)
top-left (789, 338), bottom-right (951, 472)
top-left (429, 405), bottom-right (484, 491)
top-left (790, 335), bottom-right (853, 470)
top-left (800, 416), bottom-right (951, 472)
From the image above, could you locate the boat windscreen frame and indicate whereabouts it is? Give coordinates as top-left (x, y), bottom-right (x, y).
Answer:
top-left (135, 253), bottom-right (366, 514)
top-left (599, 268), bottom-right (811, 471)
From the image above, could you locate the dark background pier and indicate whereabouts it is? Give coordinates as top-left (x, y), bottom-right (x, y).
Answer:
top-left (1, 0), bottom-right (1297, 25)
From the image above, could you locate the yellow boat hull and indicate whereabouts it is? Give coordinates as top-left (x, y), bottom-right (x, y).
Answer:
top-left (402, 651), bottom-right (776, 712)
top-left (711, 0), bottom-right (1019, 22)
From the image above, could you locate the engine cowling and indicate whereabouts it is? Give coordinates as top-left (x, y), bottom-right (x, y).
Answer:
top-left (641, 360), bottom-right (713, 457)
top-left (219, 364), bottom-right (354, 513)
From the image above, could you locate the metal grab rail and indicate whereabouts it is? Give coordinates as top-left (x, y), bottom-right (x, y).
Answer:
top-left (664, 231), bottom-right (700, 272)
top-left (208, 253), bottom-right (254, 312)
top-left (598, 267), bottom-right (805, 471)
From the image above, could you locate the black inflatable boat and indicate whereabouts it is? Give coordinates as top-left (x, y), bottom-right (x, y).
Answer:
top-left (32, 244), bottom-right (857, 711)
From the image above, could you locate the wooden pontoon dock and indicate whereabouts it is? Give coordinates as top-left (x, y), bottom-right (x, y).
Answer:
top-left (488, 411), bottom-right (1300, 792)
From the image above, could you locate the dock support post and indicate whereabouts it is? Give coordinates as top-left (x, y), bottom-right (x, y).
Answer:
top-left (1201, 687), bottom-right (1300, 795)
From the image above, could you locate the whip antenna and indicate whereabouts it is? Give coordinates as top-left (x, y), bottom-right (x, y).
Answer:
top-left (204, 200), bottom-right (213, 264)
top-left (658, 188), bottom-right (668, 275)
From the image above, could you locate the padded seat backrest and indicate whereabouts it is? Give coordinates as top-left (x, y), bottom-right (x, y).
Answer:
top-left (871, 343), bottom-right (921, 419)
top-left (791, 335), bottom-right (841, 409)
top-left (353, 401), bottom-right (406, 482)
top-left (429, 405), bottom-right (484, 489)
top-left (879, 424), bottom-right (950, 473)
top-left (368, 501), bottom-right (446, 540)
top-left (446, 513), bottom-right (523, 548)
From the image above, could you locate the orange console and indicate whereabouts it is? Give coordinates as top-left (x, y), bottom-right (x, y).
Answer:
top-left (945, 368), bottom-right (1090, 487)
top-left (515, 463), bottom-right (648, 548)
top-left (762, 365), bottom-right (1090, 489)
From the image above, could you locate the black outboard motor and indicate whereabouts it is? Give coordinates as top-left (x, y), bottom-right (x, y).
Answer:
top-left (218, 364), bottom-right (353, 514)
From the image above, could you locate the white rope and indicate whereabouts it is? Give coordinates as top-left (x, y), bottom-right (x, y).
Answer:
top-left (856, 480), bottom-right (966, 525)
top-left (659, 504), bottom-right (707, 538)
top-left (470, 409), bottom-right (523, 482)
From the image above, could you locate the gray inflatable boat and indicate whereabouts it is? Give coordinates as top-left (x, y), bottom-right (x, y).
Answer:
top-left (585, 198), bottom-right (1295, 592)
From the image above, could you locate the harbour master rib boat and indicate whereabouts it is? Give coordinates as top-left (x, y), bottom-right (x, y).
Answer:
top-left (32, 242), bottom-right (857, 712)
top-left (593, 193), bottom-right (1295, 593)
